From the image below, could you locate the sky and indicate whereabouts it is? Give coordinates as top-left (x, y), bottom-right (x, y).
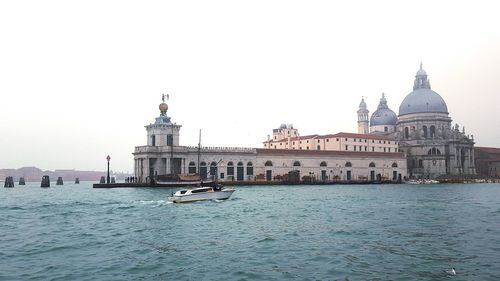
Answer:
top-left (1, 0), bottom-right (500, 173)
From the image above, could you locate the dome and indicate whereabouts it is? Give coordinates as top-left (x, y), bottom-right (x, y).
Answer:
top-left (370, 94), bottom-right (397, 126)
top-left (399, 64), bottom-right (448, 116)
top-left (399, 88), bottom-right (448, 116)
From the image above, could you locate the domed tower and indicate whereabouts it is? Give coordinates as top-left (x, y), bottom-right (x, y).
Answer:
top-left (370, 93), bottom-right (397, 134)
top-left (145, 94), bottom-right (182, 148)
top-left (357, 97), bottom-right (369, 134)
top-left (396, 64), bottom-right (475, 178)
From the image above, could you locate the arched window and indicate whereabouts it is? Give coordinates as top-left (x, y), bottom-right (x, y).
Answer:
top-left (369, 162), bottom-right (376, 167)
top-left (430, 125), bottom-right (436, 138)
top-left (246, 162), bottom-right (254, 175)
top-left (320, 161), bottom-right (327, 167)
top-left (345, 162), bottom-right (352, 167)
top-left (422, 125), bottom-right (428, 138)
top-left (265, 161), bottom-right (273, 167)
top-left (200, 161), bottom-right (207, 166)
top-left (391, 162), bottom-right (398, 168)
top-left (428, 147), bottom-right (442, 155)
top-left (293, 161), bottom-right (301, 167)
top-left (188, 161), bottom-right (196, 174)
top-left (237, 161), bottom-right (243, 166)
top-left (404, 127), bottom-right (409, 139)
top-left (227, 161), bottom-right (234, 176)
top-left (210, 162), bottom-right (217, 176)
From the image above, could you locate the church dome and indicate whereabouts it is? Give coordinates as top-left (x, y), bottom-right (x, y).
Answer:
top-left (370, 93), bottom-right (397, 126)
top-left (398, 64), bottom-right (448, 116)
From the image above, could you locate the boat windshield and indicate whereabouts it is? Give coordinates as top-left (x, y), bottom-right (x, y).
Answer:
top-left (191, 188), bottom-right (212, 194)
top-left (179, 190), bottom-right (187, 194)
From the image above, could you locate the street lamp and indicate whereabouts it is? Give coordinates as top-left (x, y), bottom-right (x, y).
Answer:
top-left (106, 155), bottom-right (111, 184)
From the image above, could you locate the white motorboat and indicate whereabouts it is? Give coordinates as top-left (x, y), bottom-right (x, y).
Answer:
top-left (405, 179), bottom-right (440, 184)
top-left (167, 186), bottom-right (235, 203)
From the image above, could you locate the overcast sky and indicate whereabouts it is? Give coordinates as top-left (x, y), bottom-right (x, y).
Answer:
top-left (1, 0), bottom-right (499, 172)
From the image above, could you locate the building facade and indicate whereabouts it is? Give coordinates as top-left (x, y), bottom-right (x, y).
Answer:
top-left (359, 64), bottom-right (476, 179)
top-left (133, 100), bottom-right (407, 183)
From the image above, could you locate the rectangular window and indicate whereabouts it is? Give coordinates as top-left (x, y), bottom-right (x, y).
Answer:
top-left (307, 146), bottom-right (309, 150)
top-left (327, 139), bottom-right (330, 142)
top-left (365, 146), bottom-right (367, 151)
top-left (354, 146), bottom-right (357, 151)
top-left (246, 167), bottom-right (253, 175)
top-left (345, 145), bottom-right (348, 150)
top-left (384, 147), bottom-right (386, 152)
top-left (317, 145), bottom-right (320, 150)
top-left (220, 173), bottom-right (225, 179)
top-left (345, 138), bottom-right (348, 141)
top-left (336, 138), bottom-right (339, 141)
top-left (166, 134), bottom-right (173, 146)
top-left (372, 147), bottom-right (375, 152)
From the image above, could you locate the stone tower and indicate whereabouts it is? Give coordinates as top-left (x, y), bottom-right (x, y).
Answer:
top-left (357, 97), bottom-right (369, 134)
top-left (145, 95), bottom-right (182, 148)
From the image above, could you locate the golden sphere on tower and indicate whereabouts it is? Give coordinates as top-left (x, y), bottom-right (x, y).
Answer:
top-left (159, 102), bottom-right (168, 112)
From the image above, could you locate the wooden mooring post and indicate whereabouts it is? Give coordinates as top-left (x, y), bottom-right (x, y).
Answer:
top-left (41, 175), bottom-right (50, 188)
top-left (75, 177), bottom-right (80, 184)
top-left (4, 176), bottom-right (14, 188)
top-left (19, 177), bottom-right (26, 185)
top-left (56, 177), bottom-right (64, 185)
top-left (100, 176), bottom-right (105, 184)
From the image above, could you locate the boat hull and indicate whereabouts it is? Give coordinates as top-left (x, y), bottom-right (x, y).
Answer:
top-left (168, 189), bottom-right (235, 203)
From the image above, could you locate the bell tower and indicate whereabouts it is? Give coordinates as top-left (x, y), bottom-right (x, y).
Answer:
top-left (357, 97), bottom-right (369, 134)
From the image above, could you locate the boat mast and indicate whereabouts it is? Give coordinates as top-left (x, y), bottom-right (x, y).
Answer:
top-left (197, 129), bottom-right (201, 175)
top-left (170, 123), bottom-right (174, 175)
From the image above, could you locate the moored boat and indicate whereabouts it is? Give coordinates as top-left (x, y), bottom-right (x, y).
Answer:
top-left (405, 179), bottom-right (440, 184)
top-left (167, 186), bottom-right (235, 203)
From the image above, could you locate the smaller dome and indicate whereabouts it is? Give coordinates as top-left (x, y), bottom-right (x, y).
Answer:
top-left (280, 124), bottom-right (287, 129)
top-left (159, 103), bottom-right (168, 112)
top-left (370, 109), bottom-right (398, 126)
top-left (370, 93), bottom-right (397, 126)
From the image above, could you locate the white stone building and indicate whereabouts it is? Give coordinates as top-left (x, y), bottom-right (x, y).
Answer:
top-left (358, 64), bottom-right (476, 179)
top-left (133, 99), bottom-right (407, 183)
